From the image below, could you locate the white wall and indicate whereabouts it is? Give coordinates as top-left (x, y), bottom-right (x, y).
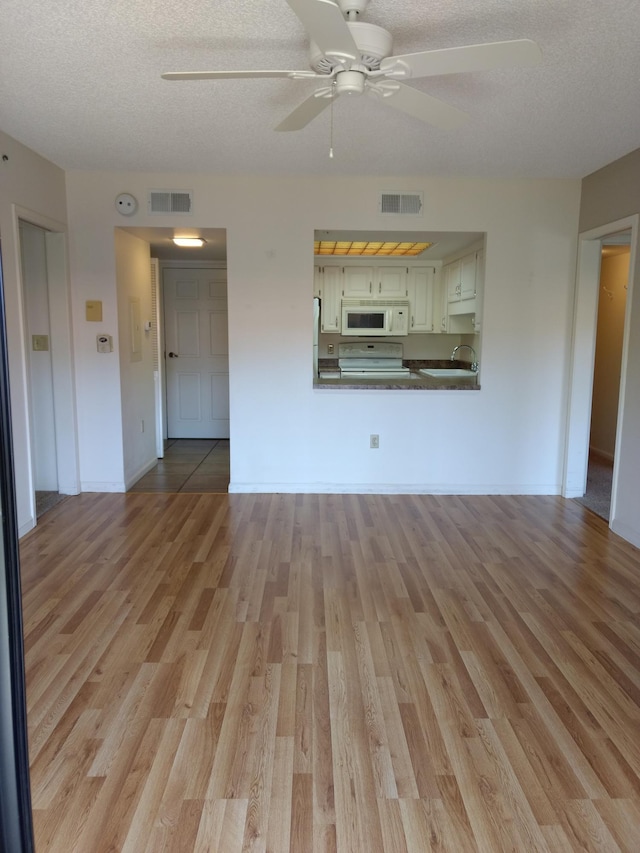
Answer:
top-left (0, 130), bottom-right (69, 535)
top-left (114, 229), bottom-right (157, 487)
top-left (65, 171), bottom-right (581, 495)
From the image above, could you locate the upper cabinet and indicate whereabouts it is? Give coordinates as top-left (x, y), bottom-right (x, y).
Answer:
top-left (315, 264), bottom-right (342, 333)
top-left (377, 266), bottom-right (408, 298)
top-left (343, 266), bottom-right (374, 298)
top-left (444, 249), bottom-right (484, 311)
top-left (342, 265), bottom-right (408, 298)
top-left (315, 250), bottom-right (483, 337)
top-left (442, 247), bottom-right (485, 333)
top-left (406, 267), bottom-right (436, 333)
top-left (445, 253), bottom-right (477, 304)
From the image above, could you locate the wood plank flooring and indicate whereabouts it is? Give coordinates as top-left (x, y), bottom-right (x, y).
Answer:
top-left (19, 492), bottom-right (640, 851)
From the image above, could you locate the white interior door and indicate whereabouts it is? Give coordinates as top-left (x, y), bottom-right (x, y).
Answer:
top-left (163, 267), bottom-right (229, 438)
top-left (19, 221), bottom-right (59, 492)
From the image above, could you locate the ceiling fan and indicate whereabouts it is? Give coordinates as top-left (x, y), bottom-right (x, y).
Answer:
top-left (162, 0), bottom-right (541, 132)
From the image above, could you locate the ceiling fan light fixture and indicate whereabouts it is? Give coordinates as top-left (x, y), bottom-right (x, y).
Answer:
top-left (173, 237), bottom-right (205, 248)
top-left (335, 70), bottom-right (365, 96)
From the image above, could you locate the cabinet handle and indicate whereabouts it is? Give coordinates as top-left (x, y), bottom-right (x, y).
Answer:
top-left (369, 282), bottom-right (372, 293)
top-left (335, 317), bottom-right (338, 327)
top-left (379, 282), bottom-right (381, 293)
top-left (411, 316), bottom-right (414, 327)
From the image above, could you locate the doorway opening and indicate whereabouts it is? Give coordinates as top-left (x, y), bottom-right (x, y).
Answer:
top-left (119, 227), bottom-right (230, 492)
top-left (574, 236), bottom-right (630, 520)
top-left (563, 214), bottom-right (638, 533)
top-left (16, 211), bottom-right (79, 524)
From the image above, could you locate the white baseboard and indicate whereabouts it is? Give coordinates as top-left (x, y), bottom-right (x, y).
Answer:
top-left (80, 481), bottom-right (127, 493)
top-left (610, 518), bottom-right (640, 550)
top-left (124, 457), bottom-right (159, 491)
top-left (19, 517), bottom-right (36, 538)
top-left (228, 482), bottom-right (562, 496)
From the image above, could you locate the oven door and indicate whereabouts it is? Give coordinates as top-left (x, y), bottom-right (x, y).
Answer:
top-left (341, 306), bottom-right (390, 336)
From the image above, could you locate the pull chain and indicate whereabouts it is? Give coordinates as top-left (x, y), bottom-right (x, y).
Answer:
top-left (329, 83), bottom-right (335, 159)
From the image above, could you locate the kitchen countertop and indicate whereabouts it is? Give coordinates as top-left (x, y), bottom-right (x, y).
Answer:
top-left (314, 359), bottom-right (481, 390)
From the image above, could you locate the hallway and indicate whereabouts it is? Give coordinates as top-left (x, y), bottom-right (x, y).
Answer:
top-left (129, 439), bottom-right (230, 493)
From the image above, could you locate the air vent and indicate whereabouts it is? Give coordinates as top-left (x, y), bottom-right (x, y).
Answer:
top-left (379, 192), bottom-right (423, 216)
top-left (148, 190), bottom-right (193, 214)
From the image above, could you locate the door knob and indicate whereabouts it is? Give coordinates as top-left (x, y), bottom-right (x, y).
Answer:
top-left (168, 351), bottom-right (179, 358)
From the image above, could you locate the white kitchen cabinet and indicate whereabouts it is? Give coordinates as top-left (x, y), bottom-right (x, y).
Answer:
top-left (316, 264), bottom-right (342, 333)
top-left (377, 266), bottom-right (408, 298)
top-left (343, 266), bottom-right (374, 298)
top-left (342, 265), bottom-right (408, 298)
top-left (471, 248), bottom-right (484, 333)
top-left (406, 266), bottom-right (435, 333)
top-left (436, 272), bottom-right (449, 333)
top-left (445, 253), bottom-right (477, 304)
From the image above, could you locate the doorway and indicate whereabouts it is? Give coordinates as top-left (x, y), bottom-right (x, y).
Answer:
top-left (563, 214), bottom-right (638, 532)
top-left (15, 211), bottom-right (79, 523)
top-left (574, 237), bottom-right (630, 519)
top-left (19, 221), bottom-right (59, 515)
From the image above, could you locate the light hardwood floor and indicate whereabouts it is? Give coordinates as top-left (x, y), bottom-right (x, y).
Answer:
top-left (20, 492), bottom-right (640, 851)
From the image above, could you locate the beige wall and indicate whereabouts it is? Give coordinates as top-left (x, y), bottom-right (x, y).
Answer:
top-left (580, 148), bottom-right (640, 233)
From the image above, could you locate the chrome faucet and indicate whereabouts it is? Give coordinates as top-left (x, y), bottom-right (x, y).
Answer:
top-left (451, 344), bottom-right (478, 372)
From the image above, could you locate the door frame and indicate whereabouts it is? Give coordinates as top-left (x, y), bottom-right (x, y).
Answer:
top-left (563, 213), bottom-right (638, 528)
top-left (13, 206), bottom-right (80, 519)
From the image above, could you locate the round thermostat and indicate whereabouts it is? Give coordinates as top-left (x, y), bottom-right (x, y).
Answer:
top-left (115, 193), bottom-right (138, 216)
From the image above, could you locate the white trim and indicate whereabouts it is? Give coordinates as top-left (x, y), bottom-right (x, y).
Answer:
top-left (563, 213), bottom-right (639, 533)
top-left (611, 518), bottom-right (640, 550)
top-left (80, 480), bottom-right (127, 493)
top-left (229, 482), bottom-right (561, 495)
top-left (12, 205), bottom-right (81, 515)
top-left (124, 456), bottom-right (158, 490)
top-left (18, 517), bottom-right (36, 539)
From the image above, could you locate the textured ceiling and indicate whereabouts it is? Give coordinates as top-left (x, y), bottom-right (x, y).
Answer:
top-left (1, 0), bottom-right (639, 178)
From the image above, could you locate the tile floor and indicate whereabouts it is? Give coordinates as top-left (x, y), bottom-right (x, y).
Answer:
top-left (129, 439), bottom-right (230, 493)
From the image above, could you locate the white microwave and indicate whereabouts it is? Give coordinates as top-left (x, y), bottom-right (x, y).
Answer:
top-left (341, 299), bottom-right (410, 336)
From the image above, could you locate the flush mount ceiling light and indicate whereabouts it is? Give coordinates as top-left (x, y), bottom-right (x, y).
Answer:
top-left (173, 237), bottom-right (205, 247)
top-left (314, 240), bottom-right (432, 256)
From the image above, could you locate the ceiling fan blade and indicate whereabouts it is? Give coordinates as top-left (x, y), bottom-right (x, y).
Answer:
top-left (380, 39), bottom-right (542, 79)
top-left (370, 82), bottom-right (469, 130)
top-left (285, 0), bottom-right (359, 62)
top-left (275, 91), bottom-right (335, 131)
top-left (162, 70), bottom-right (321, 81)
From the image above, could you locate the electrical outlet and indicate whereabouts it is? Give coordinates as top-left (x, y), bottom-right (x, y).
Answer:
top-left (370, 434), bottom-right (379, 449)
top-left (328, 343), bottom-right (335, 354)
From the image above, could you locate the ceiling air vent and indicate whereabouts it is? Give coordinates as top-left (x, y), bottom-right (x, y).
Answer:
top-left (148, 190), bottom-right (193, 214)
top-left (379, 192), bottom-right (423, 216)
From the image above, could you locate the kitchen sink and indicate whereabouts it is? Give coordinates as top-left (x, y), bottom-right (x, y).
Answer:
top-left (419, 368), bottom-right (477, 378)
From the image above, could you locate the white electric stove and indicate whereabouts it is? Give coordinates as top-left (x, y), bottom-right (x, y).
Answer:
top-left (338, 341), bottom-right (410, 378)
